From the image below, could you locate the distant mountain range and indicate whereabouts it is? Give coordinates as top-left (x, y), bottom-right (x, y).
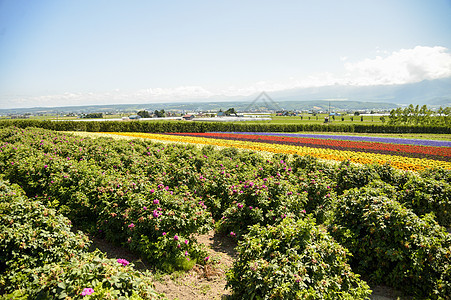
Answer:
top-left (1, 78), bottom-right (450, 115)
top-left (259, 78), bottom-right (451, 107)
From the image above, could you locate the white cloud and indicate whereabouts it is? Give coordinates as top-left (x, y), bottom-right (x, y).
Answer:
top-left (343, 46), bottom-right (451, 85)
top-left (2, 46), bottom-right (451, 109)
top-left (138, 86), bottom-right (215, 100)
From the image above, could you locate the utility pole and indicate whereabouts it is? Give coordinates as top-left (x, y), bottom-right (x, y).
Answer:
top-left (328, 101), bottom-right (331, 123)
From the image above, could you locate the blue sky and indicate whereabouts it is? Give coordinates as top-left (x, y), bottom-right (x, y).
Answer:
top-left (0, 0), bottom-right (450, 108)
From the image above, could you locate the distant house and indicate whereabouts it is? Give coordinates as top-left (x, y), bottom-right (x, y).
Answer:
top-left (182, 114), bottom-right (195, 120)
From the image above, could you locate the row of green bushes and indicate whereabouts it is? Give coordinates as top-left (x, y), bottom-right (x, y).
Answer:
top-left (1, 127), bottom-right (450, 299)
top-left (227, 162), bottom-right (451, 299)
top-left (0, 179), bottom-right (163, 299)
top-left (1, 119), bottom-right (450, 134)
top-left (0, 128), bottom-right (212, 273)
top-left (0, 128), bottom-right (372, 299)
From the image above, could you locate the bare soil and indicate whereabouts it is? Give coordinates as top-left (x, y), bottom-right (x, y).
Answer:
top-left (151, 231), bottom-right (236, 300)
top-left (90, 230), bottom-right (236, 300)
top-left (90, 230), bottom-right (406, 300)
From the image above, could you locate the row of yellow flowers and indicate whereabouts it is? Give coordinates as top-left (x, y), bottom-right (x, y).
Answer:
top-left (103, 132), bottom-right (451, 171)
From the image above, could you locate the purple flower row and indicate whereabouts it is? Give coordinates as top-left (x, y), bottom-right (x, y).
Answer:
top-left (210, 132), bottom-right (451, 147)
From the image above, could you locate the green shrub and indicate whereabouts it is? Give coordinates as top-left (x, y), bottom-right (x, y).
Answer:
top-left (226, 218), bottom-right (371, 299)
top-left (0, 128), bottom-right (213, 272)
top-left (295, 170), bottom-right (335, 224)
top-left (419, 167), bottom-right (451, 183)
top-left (0, 179), bottom-right (163, 299)
top-left (137, 233), bottom-right (205, 273)
top-left (398, 176), bottom-right (451, 227)
top-left (0, 179), bottom-right (90, 292)
top-left (2, 119), bottom-right (450, 134)
top-left (335, 160), bottom-right (378, 194)
top-left (329, 185), bottom-right (451, 299)
top-left (97, 184), bottom-right (212, 271)
top-left (3, 251), bottom-right (163, 300)
top-left (291, 155), bottom-right (336, 177)
top-left (217, 177), bottom-right (308, 238)
top-left (369, 162), bottom-right (412, 188)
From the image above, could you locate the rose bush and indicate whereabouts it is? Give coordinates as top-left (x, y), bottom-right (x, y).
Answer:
top-left (329, 185), bottom-right (451, 298)
top-left (227, 217), bottom-right (371, 299)
top-left (0, 179), bottom-right (162, 299)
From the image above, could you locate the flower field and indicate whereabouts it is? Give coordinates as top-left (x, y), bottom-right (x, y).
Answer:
top-left (1, 127), bottom-right (450, 299)
top-left (106, 131), bottom-right (451, 172)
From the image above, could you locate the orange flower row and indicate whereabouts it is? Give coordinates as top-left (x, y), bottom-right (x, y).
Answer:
top-left (103, 132), bottom-right (451, 171)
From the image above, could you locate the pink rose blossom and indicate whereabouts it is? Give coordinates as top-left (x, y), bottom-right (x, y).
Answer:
top-left (117, 258), bottom-right (130, 266)
top-left (81, 288), bottom-right (94, 296)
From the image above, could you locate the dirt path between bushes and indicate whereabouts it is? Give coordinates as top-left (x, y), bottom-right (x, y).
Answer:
top-left (90, 230), bottom-right (236, 300)
top-left (90, 230), bottom-right (404, 300)
top-left (151, 231), bottom-right (236, 300)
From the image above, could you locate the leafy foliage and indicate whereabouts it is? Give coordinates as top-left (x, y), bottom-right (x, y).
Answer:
top-left (0, 179), bottom-right (162, 299)
top-left (329, 185), bottom-right (451, 299)
top-left (2, 251), bottom-right (163, 300)
top-left (398, 176), bottom-right (451, 227)
top-left (334, 160), bottom-right (377, 194)
top-left (1, 127), bottom-right (450, 298)
top-left (388, 104), bottom-right (450, 126)
top-left (227, 218), bottom-right (371, 299)
top-left (1, 118), bottom-right (450, 133)
top-left (0, 179), bottom-right (90, 292)
top-left (217, 176), bottom-right (308, 238)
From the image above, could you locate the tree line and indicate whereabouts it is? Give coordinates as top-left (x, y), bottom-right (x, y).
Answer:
top-left (388, 104), bottom-right (450, 126)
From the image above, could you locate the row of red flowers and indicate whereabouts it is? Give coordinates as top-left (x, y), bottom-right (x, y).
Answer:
top-left (165, 132), bottom-right (451, 161)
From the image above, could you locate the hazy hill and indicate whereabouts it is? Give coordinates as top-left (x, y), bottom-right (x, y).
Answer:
top-left (264, 78), bottom-right (451, 106)
top-left (1, 78), bottom-right (450, 115)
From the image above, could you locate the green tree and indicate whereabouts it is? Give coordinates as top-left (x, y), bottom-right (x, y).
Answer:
top-left (442, 107), bottom-right (451, 126)
top-left (225, 108), bottom-right (237, 116)
top-left (137, 110), bottom-right (150, 118)
top-left (387, 108), bottom-right (396, 125)
top-left (418, 105), bottom-right (430, 125)
top-left (82, 113), bottom-right (103, 119)
top-left (402, 104), bottom-right (414, 124)
top-left (412, 104), bottom-right (420, 125)
top-left (154, 109), bottom-right (165, 117)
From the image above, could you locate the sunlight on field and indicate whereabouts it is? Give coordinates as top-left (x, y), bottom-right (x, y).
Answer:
top-left (69, 131), bottom-right (451, 172)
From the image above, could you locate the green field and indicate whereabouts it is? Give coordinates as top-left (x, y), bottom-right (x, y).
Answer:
top-left (240, 114), bottom-right (385, 125)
